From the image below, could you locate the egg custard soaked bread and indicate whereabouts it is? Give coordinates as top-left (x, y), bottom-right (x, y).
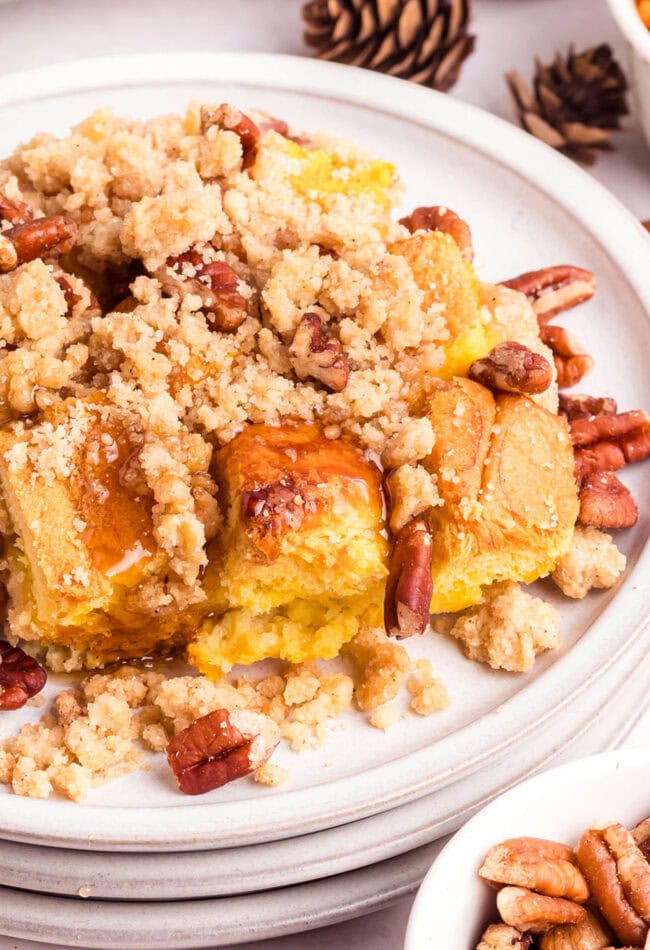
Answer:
top-left (1, 101), bottom-right (633, 802)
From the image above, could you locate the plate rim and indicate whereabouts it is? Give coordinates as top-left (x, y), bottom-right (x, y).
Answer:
top-left (0, 51), bottom-right (649, 849)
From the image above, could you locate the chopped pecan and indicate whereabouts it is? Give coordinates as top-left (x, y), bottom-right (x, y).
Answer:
top-left (469, 342), bottom-right (553, 395)
top-left (479, 837), bottom-right (589, 902)
top-left (0, 640), bottom-right (47, 710)
top-left (576, 829), bottom-right (649, 947)
top-left (0, 215), bottom-right (77, 272)
top-left (570, 410), bottom-right (649, 448)
top-left (619, 422), bottom-right (650, 464)
top-left (477, 923), bottom-right (533, 949)
top-left (156, 248), bottom-right (248, 331)
top-left (247, 109), bottom-right (290, 138)
top-left (497, 886), bottom-right (587, 933)
top-left (539, 324), bottom-right (594, 389)
top-left (502, 265), bottom-right (596, 324)
top-left (574, 444), bottom-right (626, 482)
top-left (0, 193), bottom-right (34, 225)
top-left (289, 312), bottom-right (350, 392)
top-left (399, 205), bottom-right (474, 263)
top-left (200, 104), bottom-right (260, 169)
top-left (559, 393), bottom-right (618, 422)
top-left (166, 708), bottom-right (279, 795)
top-left (0, 234), bottom-right (17, 272)
top-left (241, 473), bottom-right (316, 546)
top-left (578, 472), bottom-right (638, 529)
top-left (384, 518), bottom-right (433, 639)
top-left (539, 909), bottom-right (613, 949)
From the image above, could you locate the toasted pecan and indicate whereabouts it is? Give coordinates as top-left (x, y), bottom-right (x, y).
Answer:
top-left (502, 265), bottom-right (596, 324)
top-left (384, 518), bottom-right (433, 639)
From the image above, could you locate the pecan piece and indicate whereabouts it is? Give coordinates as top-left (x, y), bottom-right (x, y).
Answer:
top-left (156, 248), bottom-right (248, 331)
top-left (632, 817), bottom-right (650, 864)
top-left (289, 312), bottom-right (350, 392)
top-left (497, 886), bottom-right (587, 934)
top-left (570, 410), bottom-right (649, 448)
top-left (479, 837), bottom-right (589, 902)
top-left (0, 640), bottom-right (47, 710)
top-left (539, 324), bottom-right (594, 389)
top-left (0, 193), bottom-right (33, 225)
top-left (559, 393), bottom-right (618, 422)
top-left (200, 104), bottom-right (260, 169)
top-left (469, 342), bottom-right (553, 395)
top-left (384, 518), bottom-right (433, 639)
top-left (576, 829), bottom-right (649, 947)
top-left (502, 265), bottom-right (596, 324)
top-left (574, 444), bottom-right (626, 482)
top-left (578, 471), bottom-right (638, 529)
top-left (399, 205), bottom-right (474, 263)
top-left (539, 909), bottom-right (612, 949)
top-left (166, 708), bottom-right (280, 796)
top-left (0, 215), bottom-right (77, 272)
top-left (477, 923), bottom-right (533, 949)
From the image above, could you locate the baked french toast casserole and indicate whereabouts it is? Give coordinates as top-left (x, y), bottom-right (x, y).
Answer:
top-left (0, 103), bottom-right (646, 800)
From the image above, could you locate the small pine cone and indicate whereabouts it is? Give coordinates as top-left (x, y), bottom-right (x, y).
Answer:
top-left (506, 44), bottom-right (629, 165)
top-left (303, 0), bottom-right (475, 93)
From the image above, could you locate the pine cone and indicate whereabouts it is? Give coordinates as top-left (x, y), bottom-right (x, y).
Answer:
top-left (302, 0), bottom-right (475, 93)
top-left (506, 45), bottom-right (629, 166)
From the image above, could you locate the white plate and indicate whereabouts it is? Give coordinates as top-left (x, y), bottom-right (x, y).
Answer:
top-left (0, 52), bottom-right (649, 851)
top-left (406, 747), bottom-right (650, 950)
top-left (2, 620), bottom-right (650, 901)
top-left (0, 842), bottom-right (440, 949)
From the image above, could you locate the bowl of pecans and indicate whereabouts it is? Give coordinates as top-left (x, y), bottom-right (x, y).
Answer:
top-left (405, 748), bottom-right (650, 949)
top-left (608, 0), bottom-right (650, 151)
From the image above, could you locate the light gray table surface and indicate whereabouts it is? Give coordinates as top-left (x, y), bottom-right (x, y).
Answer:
top-left (0, 1), bottom-right (647, 948)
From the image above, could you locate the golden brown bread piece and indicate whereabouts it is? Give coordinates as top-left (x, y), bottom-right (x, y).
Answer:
top-left (0, 397), bottom-right (209, 663)
top-left (423, 378), bottom-right (579, 613)
top-left (188, 422), bottom-right (388, 675)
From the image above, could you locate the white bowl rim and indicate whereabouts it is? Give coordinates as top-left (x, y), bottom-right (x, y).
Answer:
top-left (607, 0), bottom-right (650, 61)
top-left (405, 745), bottom-right (650, 948)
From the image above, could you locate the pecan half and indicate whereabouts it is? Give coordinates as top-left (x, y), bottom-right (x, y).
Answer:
top-left (633, 817), bottom-right (650, 863)
top-left (576, 829), bottom-right (649, 947)
top-left (0, 640), bottom-right (47, 710)
top-left (479, 837), bottom-right (589, 902)
top-left (570, 410), bottom-right (649, 448)
top-left (502, 265), bottom-right (596, 324)
top-left (0, 215), bottom-right (77, 272)
top-left (156, 249), bottom-right (248, 331)
top-left (166, 708), bottom-right (280, 795)
top-left (469, 342), bottom-right (553, 395)
top-left (200, 104), bottom-right (261, 169)
top-left (539, 324), bottom-right (594, 389)
top-left (559, 393), bottom-right (618, 422)
top-left (289, 312), bottom-right (350, 392)
top-left (384, 518), bottom-right (433, 639)
top-left (477, 923), bottom-right (533, 949)
top-left (0, 193), bottom-right (34, 225)
top-left (578, 471), bottom-right (638, 530)
top-left (497, 886), bottom-right (587, 934)
top-left (399, 205), bottom-right (474, 263)
top-left (539, 909), bottom-right (612, 949)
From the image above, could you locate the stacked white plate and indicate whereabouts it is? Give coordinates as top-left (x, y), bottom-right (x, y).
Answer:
top-left (0, 53), bottom-right (649, 948)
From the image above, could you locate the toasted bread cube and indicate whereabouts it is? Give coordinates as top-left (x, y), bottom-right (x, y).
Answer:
top-left (0, 397), bottom-right (203, 663)
top-left (423, 379), bottom-right (579, 613)
top-left (188, 423), bottom-right (388, 675)
top-left (390, 231), bottom-right (494, 379)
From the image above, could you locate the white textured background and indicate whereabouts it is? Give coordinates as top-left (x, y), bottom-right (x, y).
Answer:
top-left (0, 1), bottom-right (648, 948)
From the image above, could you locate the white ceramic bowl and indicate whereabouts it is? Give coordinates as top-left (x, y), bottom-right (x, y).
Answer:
top-left (405, 747), bottom-right (650, 949)
top-left (608, 0), bottom-right (650, 149)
